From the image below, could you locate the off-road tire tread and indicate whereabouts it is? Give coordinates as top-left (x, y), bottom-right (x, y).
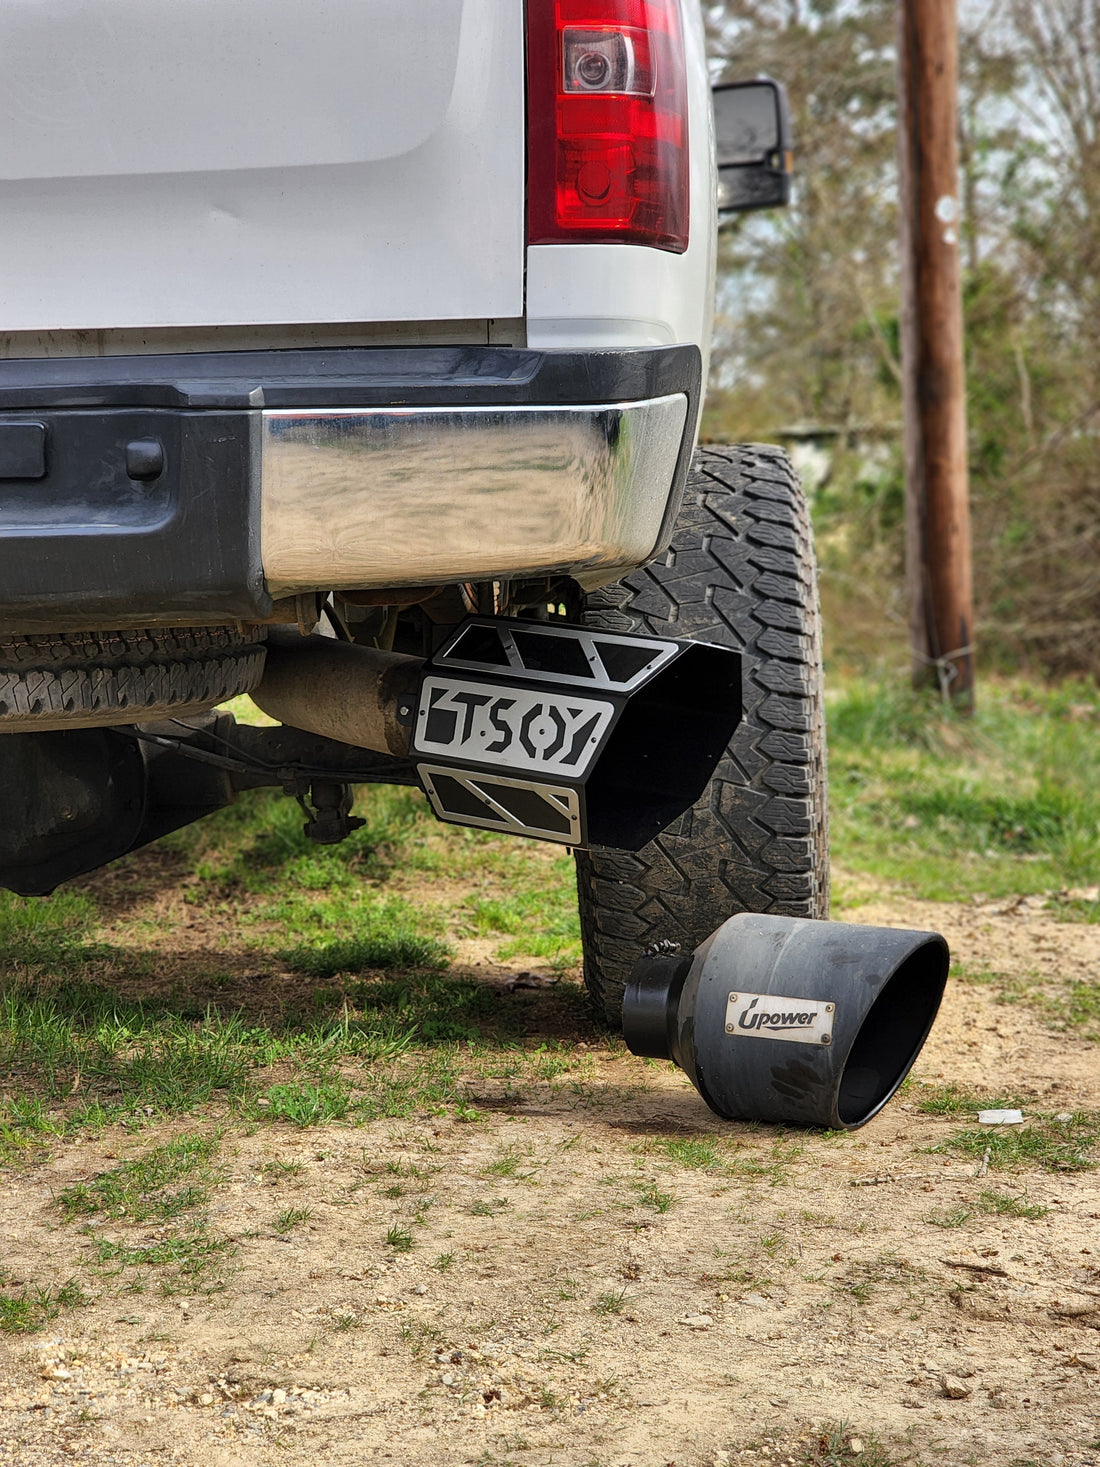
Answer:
top-left (0, 626), bottom-right (266, 726)
top-left (576, 444), bottom-right (829, 1024)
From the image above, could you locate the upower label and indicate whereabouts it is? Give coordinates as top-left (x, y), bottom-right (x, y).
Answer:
top-left (724, 992), bottom-right (835, 1045)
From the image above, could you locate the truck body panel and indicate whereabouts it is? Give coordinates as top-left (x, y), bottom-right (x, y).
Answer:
top-left (0, 0), bottom-right (525, 330)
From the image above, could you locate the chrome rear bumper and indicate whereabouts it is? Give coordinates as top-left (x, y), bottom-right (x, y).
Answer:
top-left (259, 394), bottom-right (688, 596)
top-left (0, 345), bottom-right (700, 633)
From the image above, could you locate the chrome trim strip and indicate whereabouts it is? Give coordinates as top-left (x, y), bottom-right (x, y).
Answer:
top-left (434, 617), bottom-right (679, 693)
top-left (260, 395), bottom-right (688, 595)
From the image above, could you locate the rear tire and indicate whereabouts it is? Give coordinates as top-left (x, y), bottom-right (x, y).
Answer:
top-left (575, 444), bottom-right (829, 1025)
top-left (0, 625), bottom-right (266, 731)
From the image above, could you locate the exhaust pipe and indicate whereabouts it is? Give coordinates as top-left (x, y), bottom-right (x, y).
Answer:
top-left (624, 913), bottom-right (949, 1130)
top-left (253, 617), bottom-right (741, 851)
top-left (252, 631), bottom-right (420, 758)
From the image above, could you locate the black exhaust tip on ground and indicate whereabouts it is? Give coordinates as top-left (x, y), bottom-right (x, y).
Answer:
top-left (623, 913), bottom-right (949, 1130)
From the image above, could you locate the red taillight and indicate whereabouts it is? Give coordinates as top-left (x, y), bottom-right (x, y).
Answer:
top-left (527, 0), bottom-right (690, 253)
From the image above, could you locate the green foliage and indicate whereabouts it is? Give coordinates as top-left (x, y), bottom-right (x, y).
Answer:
top-left (977, 1190), bottom-right (1047, 1220)
top-left (255, 1082), bottom-right (351, 1127)
top-left (465, 880), bottom-right (582, 969)
top-left (280, 926), bottom-right (449, 978)
top-left (637, 1185), bottom-right (675, 1213)
top-left (0, 887), bottom-right (102, 971)
top-left (91, 1231), bottom-right (232, 1278)
top-left (656, 1137), bottom-right (724, 1171)
top-left (912, 1084), bottom-right (1024, 1118)
top-left (705, 0), bottom-right (1100, 677)
top-left (828, 676), bottom-right (1100, 900)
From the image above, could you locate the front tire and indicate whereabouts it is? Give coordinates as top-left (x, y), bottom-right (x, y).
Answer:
top-left (575, 444), bottom-right (829, 1025)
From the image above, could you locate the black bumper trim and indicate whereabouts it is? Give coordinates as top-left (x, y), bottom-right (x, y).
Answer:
top-left (0, 344), bottom-right (701, 411)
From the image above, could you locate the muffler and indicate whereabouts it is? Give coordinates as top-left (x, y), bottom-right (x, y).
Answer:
top-left (253, 617), bottom-right (741, 850)
top-left (624, 913), bottom-right (949, 1129)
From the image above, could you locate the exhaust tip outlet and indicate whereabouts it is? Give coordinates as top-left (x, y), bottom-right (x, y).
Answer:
top-left (623, 913), bottom-right (949, 1130)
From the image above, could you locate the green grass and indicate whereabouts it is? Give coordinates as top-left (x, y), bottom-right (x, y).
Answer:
top-left (385, 1224), bottom-right (414, 1253)
top-left (0, 672), bottom-right (1093, 1180)
top-left (91, 1230), bottom-right (232, 1279)
top-left (954, 963), bottom-right (1100, 1042)
top-left (274, 1207), bottom-right (313, 1233)
top-left (828, 675), bottom-right (1100, 905)
top-left (928, 1187), bottom-right (1054, 1226)
top-left (911, 1082), bottom-right (1025, 1117)
top-left (927, 1111), bottom-right (1099, 1172)
top-left (910, 1084), bottom-right (1099, 1172)
top-left (258, 1158), bottom-right (304, 1182)
top-left (0, 1278), bottom-right (89, 1333)
top-left (464, 885), bottom-right (582, 969)
top-left (977, 1188), bottom-right (1047, 1219)
top-left (57, 1132), bottom-right (222, 1222)
top-left (0, 960), bottom-right (592, 1158)
top-left (637, 1184), bottom-right (675, 1213)
top-left (50, 1133), bottom-right (234, 1294)
top-left (654, 1136), bottom-right (725, 1171)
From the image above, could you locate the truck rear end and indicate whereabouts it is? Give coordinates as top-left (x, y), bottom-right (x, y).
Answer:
top-left (0, 3), bottom-right (952, 1138)
top-left (0, 0), bottom-right (714, 638)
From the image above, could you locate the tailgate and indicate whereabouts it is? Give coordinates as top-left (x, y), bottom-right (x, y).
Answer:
top-left (0, 0), bottom-right (524, 331)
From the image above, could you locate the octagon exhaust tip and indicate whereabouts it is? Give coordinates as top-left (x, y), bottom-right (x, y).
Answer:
top-left (623, 913), bottom-right (949, 1130)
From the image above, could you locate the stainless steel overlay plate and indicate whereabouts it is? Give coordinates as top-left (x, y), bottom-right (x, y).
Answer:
top-left (724, 992), bottom-right (836, 1046)
top-left (436, 619), bottom-right (679, 693)
top-left (412, 676), bottom-right (614, 778)
top-left (418, 765), bottom-right (582, 844)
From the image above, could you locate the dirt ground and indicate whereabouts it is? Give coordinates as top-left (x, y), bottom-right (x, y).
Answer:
top-left (1, 881), bottom-right (1099, 1467)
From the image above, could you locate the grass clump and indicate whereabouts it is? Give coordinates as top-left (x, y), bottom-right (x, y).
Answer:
top-left (637, 1184), bottom-right (675, 1213)
top-left (911, 1083), bottom-right (1023, 1118)
top-left (928, 1111), bottom-right (1099, 1173)
top-left (274, 1207), bottom-right (313, 1233)
top-left (258, 1158), bottom-right (304, 1182)
top-left (0, 888), bottom-right (104, 973)
top-left (978, 1189), bottom-right (1047, 1219)
top-left (56, 1133), bottom-right (222, 1223)
top-left (464, 878), bottom-right (582, 969)
top-left (386, 1225), bottom-right (414, 1253)
top-left (91, 1231), bottom-right (232, 1281)
top-left (797, 1420), bottom-right (915, 1466)
top-left (279, 926), bottom-right (449, 980)
top-left (0, 1278), bottom-right (89, 1334)
top-left (656, 1136), bottom-right (725, 1171)
top-left (255, 1081), bottom-right (351, 1127)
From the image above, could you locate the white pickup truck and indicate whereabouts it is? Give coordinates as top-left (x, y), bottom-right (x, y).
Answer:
top-left (0, 0), bottom-right (825, 1025)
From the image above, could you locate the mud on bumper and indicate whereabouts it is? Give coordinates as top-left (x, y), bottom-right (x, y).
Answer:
top-left (0, 344), bottom-right (700, 633)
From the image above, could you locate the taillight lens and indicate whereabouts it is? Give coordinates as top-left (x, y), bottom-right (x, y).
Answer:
top-left (527, 0), bottom-right (690, 253)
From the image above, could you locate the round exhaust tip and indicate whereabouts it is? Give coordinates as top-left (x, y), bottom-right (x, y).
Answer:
top-left (623, 913), bottom-right (950, 1131)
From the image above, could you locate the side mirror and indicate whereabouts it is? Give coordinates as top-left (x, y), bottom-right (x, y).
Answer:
top-left (713, 78), bottom-right (792, 214)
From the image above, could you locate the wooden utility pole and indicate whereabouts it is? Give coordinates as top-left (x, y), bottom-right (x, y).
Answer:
top-left (897, 0), bottom-right (975, 709)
